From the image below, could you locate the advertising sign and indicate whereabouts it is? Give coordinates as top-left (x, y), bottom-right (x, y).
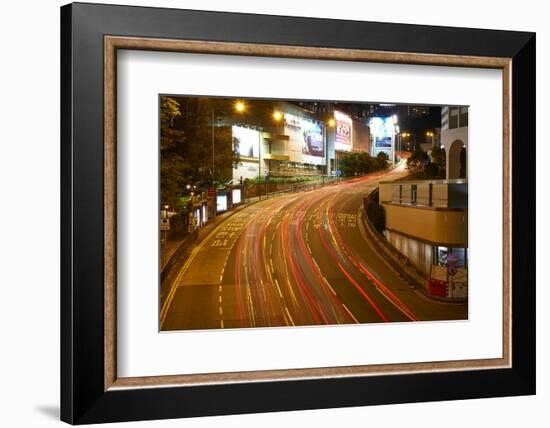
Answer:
top-left (284, 113), bottom-right (324, 165)
top-left (216, 194), bottom-right (228, 212)
top-left (334, 111), bottom-right (352, 152)
top-left (160, 218), bottom-right (170, 231)
top-left (232, 188), bottom-right (242, 205)
top-left (368, 116), bottom-right (394, 148)
top-left (232, 125), bottom-right (260, 158)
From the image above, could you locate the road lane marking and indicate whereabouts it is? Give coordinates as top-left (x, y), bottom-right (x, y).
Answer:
top-left (342, 304), bottom-right (360, 323)
top-left (160, 211), bottom-right (252, 326)
top-left (355, 207), bottom-right (424, 318)
top-left (285, 307), bottom-right (295, 326)
top-left (160, 254), bottom-right (194, 325)
top-left (337, 262), bottom-right (389, 322)
top-left (274, 278), bottom-right (283, 299)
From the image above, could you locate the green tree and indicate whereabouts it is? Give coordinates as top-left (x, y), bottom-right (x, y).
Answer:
top-left (176, 98), bottom-right (240, 186)
top-left (366, 200), bottom-right (386, 234)
top-left (160, 96), bottom-right (241, 210)
top-left (160, 97), bottom-right (187, 209)
top-left (339, 151), bottom-right (389, 177)
top-left (407, 147), bottom-right (430, 172)
top-left (375, 151), bottom-right (389, 170)
top-left (430, 145), bottom-right (446, 173)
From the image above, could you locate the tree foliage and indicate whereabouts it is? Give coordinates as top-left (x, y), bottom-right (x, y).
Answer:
top-left (160, 96), bottom-right (240, 210)
top-left (407, 147), bottom-right (430, 167)
top-left (430, 145), bottom-right (446, 170)
top-left (405, 147), bottom-right (446, 179)
top-left (339, 151), bottom-right (389, 177)
top-left (160, 97), bottom-right (187, 209)
top-left (366, 200), bottom-right (386, 234)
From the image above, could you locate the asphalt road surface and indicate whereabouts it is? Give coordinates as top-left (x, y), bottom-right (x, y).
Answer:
top-left (161, 164), bottom-right (467, 331)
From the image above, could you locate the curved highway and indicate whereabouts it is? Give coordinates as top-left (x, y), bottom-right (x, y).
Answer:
top-left (162, 164), bottom-right (467, 331)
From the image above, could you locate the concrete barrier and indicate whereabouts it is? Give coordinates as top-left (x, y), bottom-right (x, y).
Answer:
top-left (361, 206), bottom-right (428, 294)
top-left (159, 229), bottom-right (198, 308)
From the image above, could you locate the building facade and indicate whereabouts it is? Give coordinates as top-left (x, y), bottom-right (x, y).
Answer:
top-left (441, 106), bottom-right (468, 179)
top-left (379, 179), bottom-right (468, 299)
top-left (231, 103), bottom-right (371, 181)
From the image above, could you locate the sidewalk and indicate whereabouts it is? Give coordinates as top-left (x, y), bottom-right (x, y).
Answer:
top-left (162, 197), bottom-right (263, 273)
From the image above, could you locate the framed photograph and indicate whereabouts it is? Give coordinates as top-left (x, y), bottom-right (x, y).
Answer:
top-left (61, 2), bottom-right (536, 424)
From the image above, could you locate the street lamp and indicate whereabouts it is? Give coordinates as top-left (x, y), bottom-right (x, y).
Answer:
top-left (211, 100), bottom-right (246, 192)
top-left (426, 131), bottom-right (434, 147)
top-left (272, 110), bottom-right (283, 121)
top-left (234, 100), bottom-right (246, 113)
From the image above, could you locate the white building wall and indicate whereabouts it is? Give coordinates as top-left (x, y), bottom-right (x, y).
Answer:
top-left (441, 126), bottom-right (468, 179)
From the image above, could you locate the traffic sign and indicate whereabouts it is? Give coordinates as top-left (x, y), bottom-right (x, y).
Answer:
top-left (160, 218), bottom-right (170, 231)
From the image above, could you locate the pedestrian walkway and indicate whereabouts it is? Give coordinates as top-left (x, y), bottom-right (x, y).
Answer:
top-left (162, 198), bottom-right (263, 273)
top-left (178, 206), bottom-right (259, 286)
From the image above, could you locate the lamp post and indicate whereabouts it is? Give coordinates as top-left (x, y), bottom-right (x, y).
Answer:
top-left (426, 131), bottom-right (434, 147)
top-left (161, 204), bottom-right (170, 268)
top-left (327, 117), bottom-right (336, 177)
top-left (211, 104), bottom-right (215, 185)
top-left (212, 100), bottom-right (247, 185)
top-left (399, 132), bottom-right (410, 155)
top-left (392, 115), bottom-right (399, 165)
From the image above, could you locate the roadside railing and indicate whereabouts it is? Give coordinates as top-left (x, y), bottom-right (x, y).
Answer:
top-left (361, 192), bottom-right (429, 294)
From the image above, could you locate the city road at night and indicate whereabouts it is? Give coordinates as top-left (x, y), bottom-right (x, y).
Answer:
top-left (161, 164), bottom-right (467, 331)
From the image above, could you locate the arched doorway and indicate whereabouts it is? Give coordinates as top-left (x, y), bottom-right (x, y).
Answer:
top-left (448, 140), bottom-right (466, 179)
top-left (459, 145), bottom-right (467, 178)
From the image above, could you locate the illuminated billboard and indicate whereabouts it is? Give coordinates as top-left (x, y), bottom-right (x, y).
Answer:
top-left (216, 194), bottom-right (228, 212)
top-left (232, 188), bottom-right (242, 205)
top-left (368, 116), bottom-right (394, 148)
top-left (232, 125), bottom-right (260, 158)
top-left (284, 113), bottom-right (324, 165)
top-left (334, 111), bottom-right (352, 152)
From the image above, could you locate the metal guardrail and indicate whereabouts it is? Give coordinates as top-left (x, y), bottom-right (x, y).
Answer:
top-left (247, 176), bottom-right (348, 201)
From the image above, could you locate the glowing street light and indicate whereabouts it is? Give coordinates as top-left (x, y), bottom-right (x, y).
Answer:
top-left (426, 131), bottom-right (435, 147)
top-left (234, 101), bottom-right (246, 113)
top-left (272, 110), bottom-right (283, 121)
top-left (327, 118), bottom-right (336, 127)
